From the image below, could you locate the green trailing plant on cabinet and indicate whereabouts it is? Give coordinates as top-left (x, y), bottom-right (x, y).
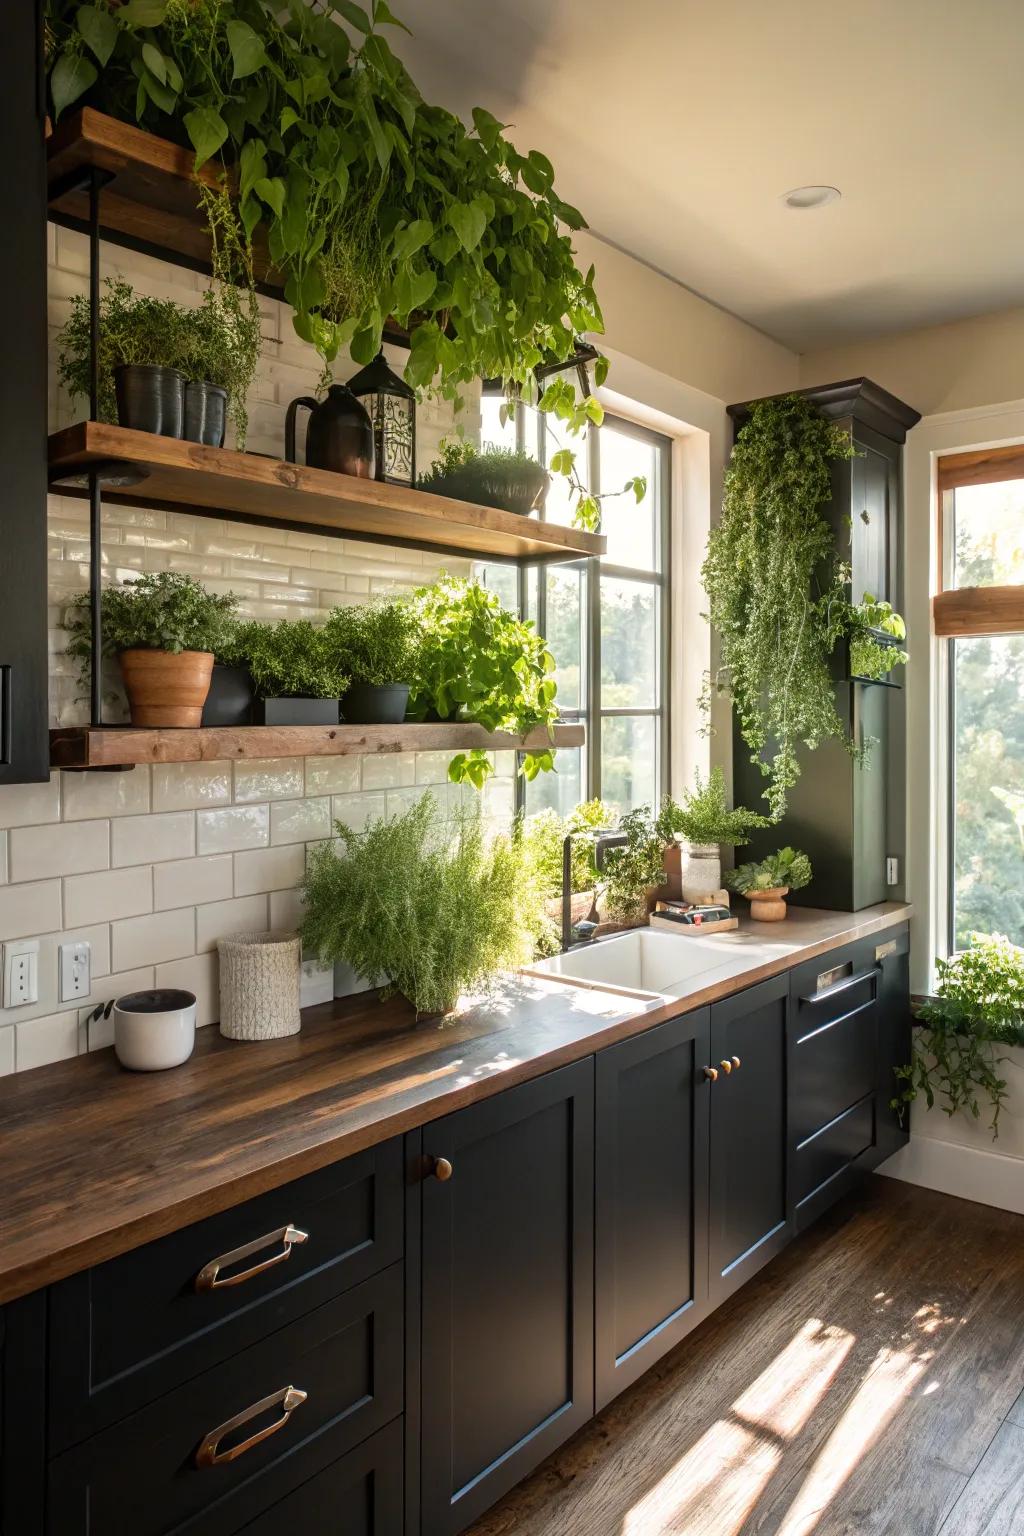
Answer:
top-left (45, 0), bottom-right (605, 451)
top-left (893, 934), bottom-right (1024, 1138)
top-left (301, 791), bottom-right (539, 1018)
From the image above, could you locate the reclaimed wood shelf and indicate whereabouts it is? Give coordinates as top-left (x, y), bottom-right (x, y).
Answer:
top-left (50, 721), bottom-right (585, 771)
top-left (47, 421), bottom-right (605, 562)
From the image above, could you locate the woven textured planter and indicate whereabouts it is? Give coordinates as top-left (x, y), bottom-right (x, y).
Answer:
top-left (218, 931), bottom-right (302, 1041)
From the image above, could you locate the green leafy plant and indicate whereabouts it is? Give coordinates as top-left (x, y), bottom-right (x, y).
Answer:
top-left (300, 791), bottom-right (537, 1017)
top-left (56, 277), bottom-right (261, 443)
top-left (418, 439), bottom-right (547, 513)
top-left (701, 395), bottom-right (857, 819)
top-left (64, 571), bottom-right (237, 683)
top-left (600, 805), bottom-right (665, 924)
top-left (323, 599), bottom-right (419, 687)
top-left (521, 798), bottom-right (617, 899)
top-left (893, 934), bottom-right (1024, 1138)
top-left (849, 593), bottom-right (909, 682)
top-left (726, 847), bottom-right (812, 895)
top-left (540, 389), bottom-right (648, 531)
top-left (235, 619), bottom-right (349, 699)
top-left (409, 576), bottom-right (559, 786)
top-left (655, 767), bottom-right (769, 849)
top-left (45, 0), bottom-right (605, 441)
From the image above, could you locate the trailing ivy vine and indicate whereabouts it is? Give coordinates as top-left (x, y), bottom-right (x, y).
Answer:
top-left (45, 0), bottom-right (605, 468)
top-left (701, 394), bottom-right (858, 820)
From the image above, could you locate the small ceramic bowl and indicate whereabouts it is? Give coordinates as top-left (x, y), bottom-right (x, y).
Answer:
top-left (113, 988), bottom-right (197, 1072)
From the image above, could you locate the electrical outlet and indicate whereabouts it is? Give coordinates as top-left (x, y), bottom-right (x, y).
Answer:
top-left (886, 856), bottom-right (899, 886)
top-left (3, 940), bottom-right (39, 1008)
top-left (59, 940), bottom-right (91, 1003)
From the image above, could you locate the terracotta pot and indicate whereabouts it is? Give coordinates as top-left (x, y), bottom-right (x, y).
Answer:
top-left (544, 890), bottom-right (596, 927)
top-left (119, 648), bottom-right (214, 727)
top-left (747, 886), bottom-right (789, 922)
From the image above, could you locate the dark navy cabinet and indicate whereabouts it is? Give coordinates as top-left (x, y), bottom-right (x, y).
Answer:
top-left (419, 1060), bottom-right (595, 1536)
top-left (594, 1007), bottom-right (710, 1409)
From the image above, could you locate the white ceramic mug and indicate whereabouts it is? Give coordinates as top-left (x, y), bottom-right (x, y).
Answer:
top-left (113, 988), bottom-right (197, 1072)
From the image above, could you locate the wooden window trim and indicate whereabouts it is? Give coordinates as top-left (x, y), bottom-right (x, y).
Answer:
top-left (937, 444), bottom-right (1024, 493)
top-left (933, 585), bottom-right (1024, 637)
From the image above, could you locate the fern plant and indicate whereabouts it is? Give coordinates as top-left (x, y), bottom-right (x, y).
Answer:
top-left (655, 767), bottom-right (769, 848)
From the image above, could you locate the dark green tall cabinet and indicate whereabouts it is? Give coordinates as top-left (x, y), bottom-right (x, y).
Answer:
top-left (727, 379), bottom-right (921, 912)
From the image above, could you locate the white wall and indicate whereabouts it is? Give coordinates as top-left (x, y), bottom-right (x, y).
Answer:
top-left (877, 398), bottom-right (1024, 1213)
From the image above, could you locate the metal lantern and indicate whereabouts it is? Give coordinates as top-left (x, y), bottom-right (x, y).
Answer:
top-left (345, 351), bottom-right (417, 487)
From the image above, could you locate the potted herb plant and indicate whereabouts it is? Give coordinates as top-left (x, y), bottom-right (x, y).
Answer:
top-left (848, 593), bottom-right (909, 683)
top-left (235, 620), bottom-right (349, 726)
top-left (522, 800), bottom-right (616, 938)
top-left (324, 599), bottom-right (421, 724)
top-left (656, 767), bottom-right (769, 898)
top-left (64, 572), bottom-right (237, 727)
top-left (725, 847), bottom-right (812, 921)
top-left (419, 440), bottom-right (549, 516)
top-left (202, 618), bottom-right (257, 727)
top-left (893, 933), bottom-right (1024, 1139)
top-left (301, 792), bottom-right (537, 1020)
top-left (409, 577), bottom-right (559, 786)
top-left (56, 278), bottom-right (260, 447)
top-left (599, 806), bottom-right (667, 930)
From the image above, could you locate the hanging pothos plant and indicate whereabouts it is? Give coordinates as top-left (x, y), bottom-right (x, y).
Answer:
top-left (45, 0), bottom-right (605, 504)
top-left (701, 395), bottom-right (857, 820)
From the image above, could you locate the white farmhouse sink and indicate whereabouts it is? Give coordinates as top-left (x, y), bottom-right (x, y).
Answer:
top-left (528, 928), bottom-right (747, 999)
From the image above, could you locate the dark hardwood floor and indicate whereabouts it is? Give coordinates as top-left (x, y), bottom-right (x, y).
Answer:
top-left (466, 1177), bottom-right (1024, 1536)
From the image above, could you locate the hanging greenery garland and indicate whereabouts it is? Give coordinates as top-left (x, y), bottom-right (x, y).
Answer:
top-left (701, 394), bottom-right (858, 820)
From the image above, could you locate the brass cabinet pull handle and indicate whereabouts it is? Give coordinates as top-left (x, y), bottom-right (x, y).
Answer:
top-left (430, 1156), bottom-right (454, 1182)
top-left (731, 1055), bottom-right (741, 1070)
top-left (196, 1384), bottom-right (307, 1468)
top-left (703, 1066), bottom-right (718, 1082)
top-left (195, 1224), bottom-right (308, 1293)
top-left (719, 1059), bottom-right (733, 1075)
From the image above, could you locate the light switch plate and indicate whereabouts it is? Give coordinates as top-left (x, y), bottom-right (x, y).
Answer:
top-left (59, 940), bottom-right (91, 1003)
top-left (3, 940), bottom-right (39, 1008)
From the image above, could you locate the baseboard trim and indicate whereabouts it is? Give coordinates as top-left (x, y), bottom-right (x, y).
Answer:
top-left (876, 1136), bottom-right (1024, 1215)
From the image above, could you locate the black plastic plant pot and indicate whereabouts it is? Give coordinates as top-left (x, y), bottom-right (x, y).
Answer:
top-left (253, 697), bottom-right (341, 726)
top-left (341, 683), bottom-right (410, 724)
top-left (115, 365), bottom-right (185, 438)
top-left (184, 380), bottom-right (227, 447)
top-left (201, 664), bottom-right (255, 727)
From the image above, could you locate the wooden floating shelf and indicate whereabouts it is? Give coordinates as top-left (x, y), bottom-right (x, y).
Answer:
top-left (47, 421), bottom-right (605, 563)
top-left (49, 721), bottom-right (585, 771)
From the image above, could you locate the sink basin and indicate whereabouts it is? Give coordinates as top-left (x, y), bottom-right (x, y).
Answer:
top-left (528, 928), bottom-right (745, 998)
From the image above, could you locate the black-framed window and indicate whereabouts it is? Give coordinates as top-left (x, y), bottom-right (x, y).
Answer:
top-left (479, 395), bottom-right (671, 817)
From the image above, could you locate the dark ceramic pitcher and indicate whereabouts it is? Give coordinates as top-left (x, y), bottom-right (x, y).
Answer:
top-left (284, 385), bottom-right (374, 477)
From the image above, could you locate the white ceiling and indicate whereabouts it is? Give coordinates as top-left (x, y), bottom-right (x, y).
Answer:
top-left (394, 0), bottom-right (1024, 351)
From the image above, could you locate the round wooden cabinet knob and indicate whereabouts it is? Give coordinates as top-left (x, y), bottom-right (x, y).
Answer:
top-left (431, 1156), bottom-right (454, 1182)
top-left (703, 1066), bottom-right (719, 1083)
top-left (719, 1059), bottom-right (733, 1074)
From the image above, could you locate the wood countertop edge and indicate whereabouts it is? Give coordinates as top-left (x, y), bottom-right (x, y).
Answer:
top-left (0, 903), bottom-right (912, 1304)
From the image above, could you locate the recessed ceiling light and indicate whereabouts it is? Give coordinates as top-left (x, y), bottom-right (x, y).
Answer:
top-left (782, 185), bottom-right (841, 210)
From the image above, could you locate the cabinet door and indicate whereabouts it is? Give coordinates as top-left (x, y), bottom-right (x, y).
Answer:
top-left (419, 1060), bottom-right (594, 1536)
top-left (237, 1419), bottom-right (403, 1536)
top-left (708, 976), bottom-right (790, 1307)
top-left (594, 1007), bottom-right (711, 1410)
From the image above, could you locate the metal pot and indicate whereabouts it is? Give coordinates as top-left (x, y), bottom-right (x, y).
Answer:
top-left (184, 379), bottom-right (227, 447)
top-left (201, 663), bottom-right (255, 727)
top-left (341, 683), bottom-right (410, 724)
top-left (115, 364), bottom-right (185, 438)
top-left (284, 385), bottom-right (374, 477)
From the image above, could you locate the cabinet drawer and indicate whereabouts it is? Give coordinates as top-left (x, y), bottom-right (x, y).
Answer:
top-left (47, 1264), bottom-right (404, 1536)
top-left (49, 1138), bottom-right (403, 1452)
top-left (791, 996), bottom-right (877, 1144)
top-left (236, 1418), bottom-right (403, 1536)
top-left (794, 1096), bottom-right (874, 1209)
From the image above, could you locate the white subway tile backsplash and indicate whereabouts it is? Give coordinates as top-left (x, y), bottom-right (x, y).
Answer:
top-left (112, 811), bottom-right (195, 867)
top-left (415, 751), bottom-right (455, 786)
top-left (16, 1009), bottom-right (79, 1072)
top-left (0, 880), bottom-right (63, 942)
top-left (81, 967), bottom-right (157, 1050)
top-left (270, 888), bottom-right (304, 932)
top-left (0, 923), bottom-right (110, 1029)
top-left (270, 798), bottom-right (332, 845)
top-left (233, 759), bottom-right (304, 803)
top-left (234, 844), bottom-right (305, 896)
top-left (64, 866), bottom-right (151, 927)
top-left (0, 775), bottom-right (60, 829)
top-left (197, 894), bottom-right (269, 953)
top-left (155, 952), bottom-right (220, 1028)
top-left (152, 761), bottom-right (232, 812)
top-left (197, 804), bottom-right (270, 855)
top-left (304, 755), bottom-right (360, 796)
top-left (8, 819), bottom-right (109, 882)
top-left (330, 792), bottom-right (386, 832)
top-left (361, 755), bottom-right (416, 790)
top-left (154, 854), bottom-right (233, 911)
top-left (62, 766), bottom-right (150, 820)
top-left (111, 907), bottom-right (195, 971)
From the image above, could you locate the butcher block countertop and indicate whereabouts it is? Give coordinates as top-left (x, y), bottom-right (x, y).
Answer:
top-left (0, 902), bottom-right (910, 1304)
